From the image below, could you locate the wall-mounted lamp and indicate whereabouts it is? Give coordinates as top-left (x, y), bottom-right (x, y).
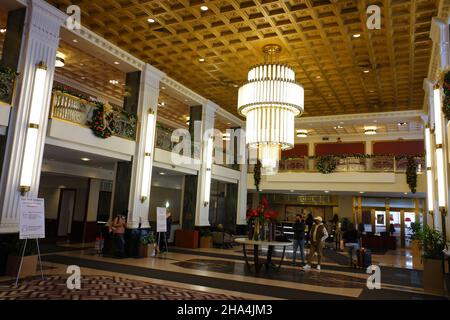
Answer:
top-left (433, 86), bottom-right (447, 238)
top-left (140, 110), bottom-right (155, 203)
top-left (425, 127), bottom-right (434, 214)
top-left (203, 136), bottom-right (213, 206)
top-left (19, 62), bottom-right (47, 195)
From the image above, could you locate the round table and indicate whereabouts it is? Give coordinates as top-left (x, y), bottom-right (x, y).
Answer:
top-left (235, 238), bottom-right (292, 273)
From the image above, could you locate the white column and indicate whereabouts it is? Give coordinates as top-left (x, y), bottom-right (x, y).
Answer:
top-left (127, 64), bottom-right (165, 229)
top-left (364, 141), bottom-right (372, 154)
top-left (0, 0), bottom-right (65, 233)
top-left (431, 17), bottom-right (450, 70)
top-left (195, 101), bottom-right (216, 226)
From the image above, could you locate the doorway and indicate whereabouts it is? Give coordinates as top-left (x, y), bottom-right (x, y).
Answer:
top-left (57, 189), bottom-right (76, 237)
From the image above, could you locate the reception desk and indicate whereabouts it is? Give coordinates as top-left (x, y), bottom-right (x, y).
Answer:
top-left (361, 233), bottom-right (396, 251)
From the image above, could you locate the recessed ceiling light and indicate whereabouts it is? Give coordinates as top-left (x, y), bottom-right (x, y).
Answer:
top-left (334, 125), bottom-right (344, 130)
top-left (80, 157), bottom-right (90, 161)
top-left (161, 86), bottom-right (166, 90)
top-left (160, 172), bottom-right (166, 175)
top-left (114, 61), bottom-right (120, 65)
top-left (147, 18), bottom-right (155, 23)
top-left (324, 190), bottom-right (329, 193)
top-left (227, 122), bottom-right (231, 125)
top-left (160, 101), bottom-right (165, 106)
top-left (290, 190), bottom-right (294, 193)
top-left (200, 5), bottom-right (209, 11)
top-left (363, 70), bottom-right (370, 73)
top-left (404, 192), bottom-right (408, 195)
top-left (398, 122), bottom-right (408, 126)
top-left (233, 84), bottom-right (238, 88)
top-left (369, 90), bottom-right (375, 93)
top-left (81, 76), bottom-right (86, 80)
top-left (364, 126), bottom-right (377, 135)
top-left (0, 28), bottom-right (7, 33)
top-left (353, 33), bottom-right (361, 38)
top-left (79, 63), bottom-right (84, 66)
top-left (109, 79), bottom-right (119, 85)
top-left (359, 191), bottom-right (365, 194)
top-left (199, 58), bottom-right (205, 62)
top-left (316, 75), bottom-right (321, 79)
top-left (72, 39), bottom-right (78, 43)
top-left (55, 56), bottom-right (65, 68)
top-left (296, 129), bottom-right (308, 138)
top-left (184, 99), bottom-right (188, 102)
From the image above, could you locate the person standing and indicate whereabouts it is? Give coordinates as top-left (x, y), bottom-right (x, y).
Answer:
top-left (303, 216), bottom-right (328, 271)
top-left (305, 213), bottom-right (314, 244)
top-left (342, 223), bottom-right (360, 267)
top-left (292, 214), bottom-right (306, 266)
top-left (111, 214), bottom-right (126, 258)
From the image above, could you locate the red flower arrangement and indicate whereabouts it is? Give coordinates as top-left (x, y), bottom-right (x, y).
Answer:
top-left (246, 197), bottom-right (279, 223)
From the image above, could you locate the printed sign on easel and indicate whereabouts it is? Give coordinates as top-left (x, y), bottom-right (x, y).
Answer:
top-left (156, 207), bottom-right (167, 232)
top-left (19, 198), bottom-right (45, 239)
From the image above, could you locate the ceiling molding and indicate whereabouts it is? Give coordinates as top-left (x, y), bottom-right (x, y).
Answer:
top-left (296, 110), bottom-right (424, 124)
top-left (161, 76), bottom-right (207, 106)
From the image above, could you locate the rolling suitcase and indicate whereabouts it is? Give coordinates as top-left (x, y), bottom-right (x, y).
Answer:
top-left (357, 248), bottom-right (372, 268)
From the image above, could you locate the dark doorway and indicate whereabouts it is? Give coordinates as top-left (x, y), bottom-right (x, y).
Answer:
top-left (97, 191), bottom-right (112, 222)
top-left (57, 189), bottom-right (77, 237)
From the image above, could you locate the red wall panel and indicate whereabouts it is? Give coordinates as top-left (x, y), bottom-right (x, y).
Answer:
top-left (282, 144), bottom-right (308, 158)
top-left (372, 140), bottom-right (424, 156)
top-left (315, 142), bottom-right (365, 156)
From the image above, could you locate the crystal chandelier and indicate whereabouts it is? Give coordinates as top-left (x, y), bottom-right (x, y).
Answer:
top-left (237, 44), bottom-right (304, 174)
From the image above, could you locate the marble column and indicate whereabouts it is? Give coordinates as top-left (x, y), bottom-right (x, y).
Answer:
top-left (194, 101), bottom-right (217, 226)
top-left (126, 64), bottom-right (165, 229)
top-left (0, 0), bottom-right (65, 233)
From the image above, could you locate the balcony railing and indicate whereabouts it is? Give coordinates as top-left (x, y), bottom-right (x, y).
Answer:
top-left (248, 155), bottom-right (425, 174)
top-left (50, 90), bottom-right (137, 140)
top-left (155, 124), bottom-right (201, 159)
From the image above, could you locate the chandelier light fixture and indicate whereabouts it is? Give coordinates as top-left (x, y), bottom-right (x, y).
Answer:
top-left (296, 129), bottom-right (308, 138)
top-left (237, 44), bottom-right (304, 174)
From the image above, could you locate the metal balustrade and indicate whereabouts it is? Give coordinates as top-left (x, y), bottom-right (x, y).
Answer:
top-left (247, 155), bottom-right (425, 174)
top-left (50, 90), bottom-right (137, 140)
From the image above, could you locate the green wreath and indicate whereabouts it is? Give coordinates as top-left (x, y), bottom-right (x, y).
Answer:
top-left (90, 104), bottom-right (113, 139)
top-left (317, 155), bottom-right (337, 174)
top-left (406, 156), bottom-right (417, 193)
top-left (443, 71), bottom-right (450, 119)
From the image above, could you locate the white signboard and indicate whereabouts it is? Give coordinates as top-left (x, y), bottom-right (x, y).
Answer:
top-left (156, 207), bottom-right (167, 233)
top-left (19, 198), bottom-right (45, 239)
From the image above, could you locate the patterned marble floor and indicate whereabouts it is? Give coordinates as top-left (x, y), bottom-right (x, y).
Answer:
top-left (0, 243), bottom-right (447, 300)
top-left (0, 275), bottom-right (243, 300)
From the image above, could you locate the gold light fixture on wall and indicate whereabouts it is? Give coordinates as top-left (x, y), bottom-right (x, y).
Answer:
top-left (238, 44), bottom-right (304, 175)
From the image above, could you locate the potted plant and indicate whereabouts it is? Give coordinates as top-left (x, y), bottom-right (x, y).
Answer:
top-left (416, 225), bottom-right (448, 294)
top-left (408, 222), bottom-right (422, 267)
top-left (199, 228), bottom-right (213, 248)
top-left (138, 233), bottom-right (156, 258)
top-left (6, 237), bottom-right (38, 278)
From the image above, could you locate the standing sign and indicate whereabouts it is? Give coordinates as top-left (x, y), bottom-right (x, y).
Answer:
top-left (156, 207), bottom-right (167, 233)
top-left (19, 198), bottom-right (45, 239)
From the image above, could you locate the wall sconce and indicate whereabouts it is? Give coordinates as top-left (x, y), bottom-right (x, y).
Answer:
top-left (425, 127), bottom-right (434, 213)
top-left (433, 86), bottom-right (447, 237)
top-left (19, 62), bottom-right (47, 195)
top-left (203, 136), bottom-right (213, 206)
top-left (140, 110), bottom-right (155, 203)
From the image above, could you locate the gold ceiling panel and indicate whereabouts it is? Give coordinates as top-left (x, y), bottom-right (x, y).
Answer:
top-left (56, 40), bottom-right (125, 101)
top-left (47, 0), bottom-right (438, 117)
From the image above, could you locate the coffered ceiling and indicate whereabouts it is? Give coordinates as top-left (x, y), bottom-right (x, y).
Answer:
top-left (47, 0), bottom-right (438, 118)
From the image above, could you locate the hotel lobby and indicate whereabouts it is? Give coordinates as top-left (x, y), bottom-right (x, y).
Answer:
top-left (0, 0), bottom-right (449, 304)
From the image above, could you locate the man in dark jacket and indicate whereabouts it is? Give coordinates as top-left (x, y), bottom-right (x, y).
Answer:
top-left (292, 214), bottom-right (306, 266)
